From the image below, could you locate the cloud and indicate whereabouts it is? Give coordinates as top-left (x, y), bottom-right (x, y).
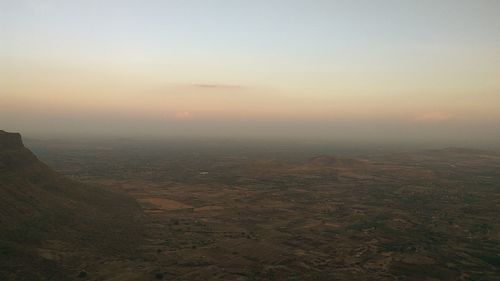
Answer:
top-left (191, 83), bottom-right (245, 90)
top-left (174, 111), bottom-right (194, 120)
top-left (413, 112), bottom-right (452, 123)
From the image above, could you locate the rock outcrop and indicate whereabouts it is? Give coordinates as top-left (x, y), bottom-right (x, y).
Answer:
top-left (0, 130), bottom-right (24, 150)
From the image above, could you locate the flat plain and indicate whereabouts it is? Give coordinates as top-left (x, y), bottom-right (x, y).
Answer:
top-left (26, 139), bottom-right (500, 281)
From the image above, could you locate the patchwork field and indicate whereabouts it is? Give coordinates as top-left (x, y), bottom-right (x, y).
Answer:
top-left (27, 140), bottom-right (500, 280)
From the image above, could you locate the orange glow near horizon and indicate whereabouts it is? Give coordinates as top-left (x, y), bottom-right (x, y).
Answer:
top-left (2, 1), bottom-right (500, 139)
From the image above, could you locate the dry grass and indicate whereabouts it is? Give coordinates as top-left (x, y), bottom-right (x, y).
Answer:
top-left (138, 197), bottom-right (192, 211)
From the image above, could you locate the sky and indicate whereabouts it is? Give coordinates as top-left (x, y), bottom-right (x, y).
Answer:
top-left (1, 0), bottom-right (500, 144)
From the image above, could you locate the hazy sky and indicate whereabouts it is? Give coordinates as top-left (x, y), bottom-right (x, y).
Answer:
top-left (1, 0), bottom-right (500, 143)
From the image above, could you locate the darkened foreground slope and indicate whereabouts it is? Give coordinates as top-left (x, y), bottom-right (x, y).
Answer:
top-left (0, 131), bottom-right (144, 280)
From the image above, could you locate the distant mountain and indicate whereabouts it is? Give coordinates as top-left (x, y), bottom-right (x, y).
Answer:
top-left (307, 155), bottom-right (370, 169)
top-left (0, 130), bottom-right (143, 280)
top-left (423, 147), bottom-right (496, 156)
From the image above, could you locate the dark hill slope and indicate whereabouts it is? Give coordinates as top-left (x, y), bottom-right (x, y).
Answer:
top-left (0, 130), bottom-right (144, 280)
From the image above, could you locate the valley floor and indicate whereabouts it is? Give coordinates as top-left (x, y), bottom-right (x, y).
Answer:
top-left (29, 141), bottom-right (500, 280)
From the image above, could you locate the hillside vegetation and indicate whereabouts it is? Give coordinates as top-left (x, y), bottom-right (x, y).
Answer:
top-left (0, 130), bottom-right (144, 280)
